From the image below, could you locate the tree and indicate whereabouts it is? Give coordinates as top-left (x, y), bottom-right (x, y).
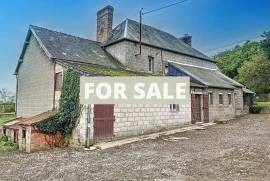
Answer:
top-left (261, 31), bottom-right (270, 59)
top-left (0, 88), bottom-right (14, 103)
top-left (215, 41), bottom-right (264, 79)
top-left (238, 54), bottom-right (270, 93)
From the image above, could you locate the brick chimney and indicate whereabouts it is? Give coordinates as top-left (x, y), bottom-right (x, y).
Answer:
top-left (96, 5), bottom-right (114, 43)
top-left (179, 34), bottom-right (192, 46)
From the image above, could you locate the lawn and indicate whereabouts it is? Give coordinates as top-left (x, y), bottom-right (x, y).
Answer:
top-left (0, 114), bottom-right (15, 126)
top-left (254, 101), bottom-right (270, 107)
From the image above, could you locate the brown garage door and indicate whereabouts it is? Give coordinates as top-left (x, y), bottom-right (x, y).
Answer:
top-left (93, 104), bottom-right (115, 142)
top-left (191, 94), bottom-right (201, 123)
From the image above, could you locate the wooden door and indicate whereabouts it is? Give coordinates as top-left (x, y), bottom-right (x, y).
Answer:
top-left (191, 94), bottom-right (201, 123)
top-left (203, 94), bottom-right (209, 123)
top-left (93, 104), bottom-right (115, 142)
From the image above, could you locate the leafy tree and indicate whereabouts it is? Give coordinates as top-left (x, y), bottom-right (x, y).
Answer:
top-left (215, 41), bottom-right (264, 79)
top-left (261, 31), bottom-right (270, 59)
top-left (238, 54), bottom-right (270, 93)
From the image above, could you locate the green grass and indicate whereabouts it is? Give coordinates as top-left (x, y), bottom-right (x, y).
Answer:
top-left (0, 114), bottom-right (15, 125)
top-left (253, 101), bottom-right (270, 107)
top-left (0, 134), bottom-right (19, 151)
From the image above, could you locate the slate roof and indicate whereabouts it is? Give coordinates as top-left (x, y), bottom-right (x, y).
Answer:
top-left (104, 19), bottom-right (213, 62)
top-left (15, 25), bottom-right (122, 74)
top-left (169, 62), bottom-right (243, 89)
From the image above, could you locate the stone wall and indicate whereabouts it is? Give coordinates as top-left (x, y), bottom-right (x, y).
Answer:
top-left (114, 104), bottom-right (191, 137)
top-left (72, 103), bottom-right (191, 146)
top-left (208, 88), bottom-right (235, 120)
top-left (105, 40), bottom-right (217, 74)
top-left (16, 35), bottom-right (55, 117)
top-left (96, 5), bottom-right (114, 42)
top-left (234, 88), bottom-right (244, 115)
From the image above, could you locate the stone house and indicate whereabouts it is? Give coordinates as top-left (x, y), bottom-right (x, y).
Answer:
top-left (5, 5), bottom-right (252, 152)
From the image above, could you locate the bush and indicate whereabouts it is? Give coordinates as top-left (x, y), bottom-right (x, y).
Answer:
top-left (0, 134), bottom-right (8, 142)
top-left (249, 105), bottom-right (263, 114)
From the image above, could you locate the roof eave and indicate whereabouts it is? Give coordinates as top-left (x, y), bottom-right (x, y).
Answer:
top-left (14, 26), bottom-right (55, 75)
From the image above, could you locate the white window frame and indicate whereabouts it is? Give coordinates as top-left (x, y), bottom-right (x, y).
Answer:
top-left (219, 93), bottom-right (224, 105)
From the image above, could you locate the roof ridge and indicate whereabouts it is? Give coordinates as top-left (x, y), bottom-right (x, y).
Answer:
top-left (126, 19), bottom-right (213, 60)
top-left (126, 18), bottom-right (179, 39)
top-left (29, 25), bottom-right (100, 44)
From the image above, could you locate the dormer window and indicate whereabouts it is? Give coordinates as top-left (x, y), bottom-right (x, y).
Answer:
top-left (148, 56), bottom-right (154, 72)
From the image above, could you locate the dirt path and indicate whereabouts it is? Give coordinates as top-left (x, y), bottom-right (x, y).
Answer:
top-left (0, 114), bottom-right (270, 181)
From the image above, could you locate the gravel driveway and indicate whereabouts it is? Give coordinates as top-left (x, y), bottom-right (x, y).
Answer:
top-left (0, 114), bottom-right (270, 181)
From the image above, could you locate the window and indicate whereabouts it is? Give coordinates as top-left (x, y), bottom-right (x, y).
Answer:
top-left (148, 56), bottom-right (154, 72)
top-left (209, 92), bottom-right (213, 105)
top-left (228, 94), bottom-right (232, 105)
top-left (170, 104), bottom-right (179, 111)
top-left (219, 94), bottom-right (223, 104)
top-left (55, 72), bottom-right (63, 91)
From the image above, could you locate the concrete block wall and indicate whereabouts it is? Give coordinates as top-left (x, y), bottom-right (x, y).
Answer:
top-left (113, 103), bottom-right (191, 137)
top-left (208, 88), bottom-right (235, 120)
top-left (16, 35), bottom-right (55, 118)
top-left (72, 103), bottom-right (191, 145)
top-left (234, 88), bottom-right (244, 115)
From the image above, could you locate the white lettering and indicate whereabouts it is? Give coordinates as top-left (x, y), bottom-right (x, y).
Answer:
top-left (96, 83), bottom-right (111, 100)
top-left (85, 83), bottom-right (95, 99)
top-left (146, 83), bottom-right (162, 100)
top-left (114, 83), bottom-right (127, 99)
top-left (134, 83), bottom-right (145, 99)
top-left (176, 83), bottom-right (186, 99)
top-left (163, 83), bottom-right (174, 100)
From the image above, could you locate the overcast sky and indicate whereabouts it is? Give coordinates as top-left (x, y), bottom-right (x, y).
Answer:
top-left (0, 0), bottom-right (269, 92)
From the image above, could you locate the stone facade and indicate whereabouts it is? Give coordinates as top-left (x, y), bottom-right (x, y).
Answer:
top-left (16, 35), bottom-right (55, 117)
top-left (234, 88), bottom-right (244, 115)
top-left (96, 5), bottom-right (114, 43)
top-left (105, 40), bottom-right (217, 73)
top-left (113, 104), bottom-right (191, 137)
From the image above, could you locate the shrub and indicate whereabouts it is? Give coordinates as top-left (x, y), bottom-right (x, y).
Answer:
top-left (35, 69), bottom-right (81, 136)
top-left (0, 134), bottom-right (8, 142)
top-left (249, 105), bottom-right (263, 114)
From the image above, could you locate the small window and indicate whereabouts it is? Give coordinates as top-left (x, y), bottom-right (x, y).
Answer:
top-left (55, 72), bottom-right (63, 91)
top-left (22, 129), bottom-right (26, 138)
top-left (170, 104), bottom-right (179, 111)
top-left (209, 93), bottom-right (213, 105)
top-left (228, 94), bottom-right (232, 105)
top-left (148, 56), bottom-right (154, 72)
top-left (219, 94), bottom-right (223, 104)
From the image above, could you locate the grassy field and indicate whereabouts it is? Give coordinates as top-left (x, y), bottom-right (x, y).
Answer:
top-left (254, 101), bottom-right (270, 107)
top-left (0, 114), bottom-right (15, 126)
top-left (0, 114), bottom-right (18, 151)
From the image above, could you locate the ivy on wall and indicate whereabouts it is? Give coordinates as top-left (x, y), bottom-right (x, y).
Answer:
top-left (34, 69), bottom-right (80, 135)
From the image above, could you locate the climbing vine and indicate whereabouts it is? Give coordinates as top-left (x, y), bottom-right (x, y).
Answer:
top-left (34, 69), bottom-right (81, 135)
